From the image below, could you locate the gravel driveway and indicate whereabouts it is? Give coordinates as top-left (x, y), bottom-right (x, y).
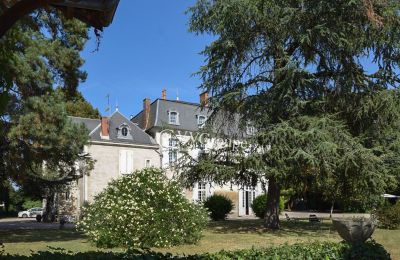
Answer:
top-left (0, 218), bottom-right (75, 230)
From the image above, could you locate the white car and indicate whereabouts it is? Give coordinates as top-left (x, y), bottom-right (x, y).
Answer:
top-left (18, 208), bottom-right (43, 218)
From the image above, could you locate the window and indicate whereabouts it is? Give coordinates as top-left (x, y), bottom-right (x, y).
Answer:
top-left (145, 159), bottom-right (151, 168)
top-left (196, 141), bottom-right (205, 150)
top-left (246, 124), bottom-right (256, 135)
top-left (169, 149), bottom-right (177, 164)
top-left (198, 182), bottom-right (207, 202)
top-left (121, 127), bottom-right (128, 136)
top-left (119, 150), bottom-right (134, 174)
top-left (197, 115), bottom-right (206, 128)
top-left (169, 111), bottom-right (179, 125)
top-left (168, 138), bottom-right (178, 164)
top-left (117, 124), bottom-right (132, 139)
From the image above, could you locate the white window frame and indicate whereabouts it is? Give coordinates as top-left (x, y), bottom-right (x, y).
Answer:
top-left (168, 111), bottom-right (179, 125)
top-left (197, 181), bottom-right (207, 202)
top-left (197, 115), bottom-right (206, 128)
top-left (168, 138), bottom-right (178, 165)
top-left (145, 159), bottom-right (151, 168)
top-left (246, 124), bottom-right (256, 136)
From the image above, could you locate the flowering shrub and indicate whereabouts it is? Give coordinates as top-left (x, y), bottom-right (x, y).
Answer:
top-left (77, 168), bottom-right (208, 248)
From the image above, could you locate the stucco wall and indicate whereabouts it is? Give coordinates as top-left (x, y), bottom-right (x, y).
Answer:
top-left (80, 143), bottom-right (160, 204)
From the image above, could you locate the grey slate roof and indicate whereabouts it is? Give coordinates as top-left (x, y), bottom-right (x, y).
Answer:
top-left (69, 111), bottom-right (158, 146)
top-left (131, 99), bottom-right (252, 139)
top-left (131, 99), bottom-right (212, 132)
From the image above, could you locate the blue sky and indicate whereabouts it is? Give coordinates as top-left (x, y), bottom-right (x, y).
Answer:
top-left (79, 1), bottom-right (213, 117)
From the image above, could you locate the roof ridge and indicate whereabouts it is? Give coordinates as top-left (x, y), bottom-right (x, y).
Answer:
top-left (68, 115), bottom-right (100, 121)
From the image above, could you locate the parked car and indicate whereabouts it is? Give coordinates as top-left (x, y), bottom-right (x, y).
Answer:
top-left (18, 208), bottom-right (43, 218)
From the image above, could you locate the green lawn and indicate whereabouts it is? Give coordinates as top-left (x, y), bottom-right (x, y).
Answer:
top-left (1, 220), bottom-right (399, 259)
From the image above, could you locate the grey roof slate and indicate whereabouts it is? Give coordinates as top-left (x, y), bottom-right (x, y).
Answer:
top-left (69, 116), bottom-right (100, 133)
top-left (69, 111), bottom-right (158, 146)
top-left (132, 99), bottom-right (212, 132)
top-left (131, 99), bottom-right (251, 138)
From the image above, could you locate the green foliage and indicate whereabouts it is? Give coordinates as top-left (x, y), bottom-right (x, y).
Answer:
top-left (7, 92), bottom-right (92, 184)
top-left (0, 10), bottom-right (88, 99)
top-left (6, 92), bottom-right (93, 221)
top-left (0, 241), bottom-right (391, 259)
top-left (376, 201), bottom-right (400, 229)
top-left (203, 194), bottom-right (233, 221)
top-left (251, 194), bottom-right (267, 219)
top-left (0, 8), bottom-right (91, 219)
top-left (251, 194), bottom-right (284, 219)
top-left (22, 200), bottom-right (42, 210)
top-left (185, 0), bottom-right (400, 229)
top-left (77, 168), bottom-right (208, 249)
top-left (55, 88), bottom-right (100, 119)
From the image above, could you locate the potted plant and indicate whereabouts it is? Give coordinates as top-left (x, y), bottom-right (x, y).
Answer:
top-left (332, 217), bottom-right (377, 244)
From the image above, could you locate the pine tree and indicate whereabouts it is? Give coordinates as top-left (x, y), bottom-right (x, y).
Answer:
top-left (0, 8), bottom-right (93, 221)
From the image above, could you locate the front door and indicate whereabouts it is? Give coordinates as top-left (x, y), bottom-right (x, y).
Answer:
top-left (239, 186), bottom-right (256, 216)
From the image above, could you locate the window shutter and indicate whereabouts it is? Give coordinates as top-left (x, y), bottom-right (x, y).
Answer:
top-left (127, 151), bottom-right (134, 174)
top-left (119, 150), bottom-right (127, 174)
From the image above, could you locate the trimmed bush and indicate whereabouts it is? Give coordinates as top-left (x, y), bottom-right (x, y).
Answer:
top-left (377, 201), bottom-right (400, 229)
top-left (251, 194), bottom-right (284, 219)
top-left (77, 168), bottom-right (208, 248)
top-left (0, 241), bottom-right (390, 259)
top-left (203, 194), bottom-right (233, 221)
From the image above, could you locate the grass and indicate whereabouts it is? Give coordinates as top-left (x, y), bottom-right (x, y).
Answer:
top-left (0, 219), bottom-right (399, 259)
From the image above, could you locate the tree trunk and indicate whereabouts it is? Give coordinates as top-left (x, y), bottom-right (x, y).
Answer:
top-left (264, 177), bottom-right (281, 229)
top-left (42, 192), bottom-right (56, 222)
top-left (330, 200), bottom-right (335, 219)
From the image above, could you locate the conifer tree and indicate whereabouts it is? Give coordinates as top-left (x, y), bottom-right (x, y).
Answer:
top-left (186, 0), bottom-right (400, 229)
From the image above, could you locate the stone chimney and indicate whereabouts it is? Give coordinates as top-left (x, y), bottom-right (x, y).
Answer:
top-left (100, 117), bottom-right (109, 139)
top-left (200, 91), bottom-right (209, 106)
top-left (143, 98), bottom-right (151, 129)
top-left (162, 89), bottom-right (167, 100)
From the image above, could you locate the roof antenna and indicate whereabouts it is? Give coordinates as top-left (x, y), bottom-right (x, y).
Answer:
top-left (105, 94), bottom-right (111, 116)
top-left (176, 88), bottom-right (179, 101)
top-left (115, 99), bottom-right (119, 112)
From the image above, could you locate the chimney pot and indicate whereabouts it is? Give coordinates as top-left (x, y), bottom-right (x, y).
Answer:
top-left (162, 89), bottom-right (167, 100)
top-left (143, 98), bottom-right (151, 129)
top-left (200, 91), bottom-right (209, 106)
top-left (101, 117), bottom-right (109, 139)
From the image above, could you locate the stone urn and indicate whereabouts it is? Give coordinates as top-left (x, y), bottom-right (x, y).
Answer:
top-left (332, 218), bottom-right (376, 244)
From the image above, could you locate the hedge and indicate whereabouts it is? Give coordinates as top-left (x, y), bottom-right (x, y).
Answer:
top-left (1, 241), bottom-right (390, 259)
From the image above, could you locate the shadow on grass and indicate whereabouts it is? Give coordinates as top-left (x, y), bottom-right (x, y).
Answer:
top-left (208, 219), bottom-right (335, 237)
top-left (0, 229), bottom-right (86, 244)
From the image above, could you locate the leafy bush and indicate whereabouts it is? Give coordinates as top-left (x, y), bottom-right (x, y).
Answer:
top-left (376, 201), bottom-right (400, 229)
top-left (0, 241), bottom-right (390, 259)
top-left (22, 199), bottom-right (42, 210)
top-left (77, 168), bottom-right (208, 248)
top-left (251, 194), bottom-right (284, 219)
top-left (203, 194), bottom-right (233, 221)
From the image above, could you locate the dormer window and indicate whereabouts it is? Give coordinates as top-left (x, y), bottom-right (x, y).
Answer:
top-left (169, 111), bottom-right (179, 125)
top-left (246, 123), bottom-right (256, 136)
top-left (117, 123), bottom-right (132, 139)
top-left (197, 115), bottom-right (206, 128)
top-left (121, 127), bottom-right (128, 137)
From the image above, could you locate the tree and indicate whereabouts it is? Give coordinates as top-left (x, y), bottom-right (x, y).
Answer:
top-left (6, 92), bottom-right (93, 221)
top-left (186, 0), bottom-right (400, 229)
top-left (56, 88), bottom-right (100, 119)
top-left (0, 8), bottom-right (93, 221)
